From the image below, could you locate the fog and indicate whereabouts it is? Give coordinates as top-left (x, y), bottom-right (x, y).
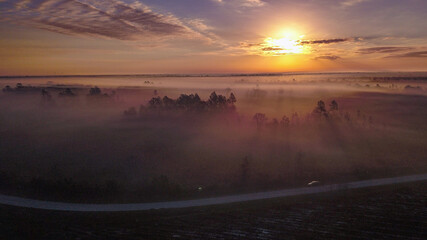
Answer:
top-left (0, 74), bottom-right (426, 202)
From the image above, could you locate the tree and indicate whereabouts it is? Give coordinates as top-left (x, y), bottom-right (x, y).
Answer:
top-left (253, 113), bottom-right (267, 129)
top-left (41, 89), bottom-right (51, 98)
top-left (291, 112), bottom-right (300, 125)
top-left (58, 88), bottom-right (75, 97)
top-left (280, 115), bottom-right (290, 128)
top-left (162, 96), bottom-right (176, 109)
top-left (208, 91), bottom-right (218, 107)
top-left (270, 118), bottom-right (279, 129)
top-left (312, 100), bottom-right (328, 119)
top-left (148, 96), bottom-right (162, 108)
top-left (2, 85), bottom-right (12, 92)
top-left (89, 86), bottom-right (101, 96)
top-left (228, 92), bottom-right (237, 104)
top-left (217, 94), bottom-right (227, 108)
top-left (329, 100), bottom-right (338, 111)
top-left (193, 93), bottom-right (201, 102)
top-left (317, 100), bottom-right (326, 112)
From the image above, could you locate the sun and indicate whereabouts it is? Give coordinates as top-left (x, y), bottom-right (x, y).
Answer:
top-left (261, 30), bottom-right (311, 56)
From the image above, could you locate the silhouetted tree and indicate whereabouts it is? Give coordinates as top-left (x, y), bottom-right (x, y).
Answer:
top-left (89, 86), bottom-right (101, 96)
top-left (208, 91), bottom-right (219, 107)
top-left (148, 96), bottom-right (162, 108)
top-left (176, 94), bottom-right (202, 110)
top-left (41, 89), bottom-right (52, 102)
top-left (58, 88), bottom-right (75, 97)
top-left (253, 113), bottom-right (267, 129)
top-left (217, 94), bottom-right (227, 108)
top-left (227, 92), bottom-right (237, 104)
top-left (207, 91), bottom-right (228, 109)
top-left (291, 112), bottom-right (300, 125)
top-left (312, 100), bottom-right (328, 119)
top-left (318, 100), bottom-right (326, 112)
top-left (329, 100), bottom-right (338, 111)
top-left (280, 115), bottom-right (290, 128)
top-left (162, 96), bottom-right (176, 109)
top-left (270, 118), bottom-right (279, 129)
top-left (2, 85), bottom-right (12, 92)
top-left (141, 91), bottom-right (237, 113)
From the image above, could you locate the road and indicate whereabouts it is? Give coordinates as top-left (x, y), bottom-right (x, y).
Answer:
top-left (0, 174), bottom-right (426, 212)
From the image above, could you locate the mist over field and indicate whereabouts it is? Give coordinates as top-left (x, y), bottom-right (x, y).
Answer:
top-left (1, 73), bottom-right (426, 203)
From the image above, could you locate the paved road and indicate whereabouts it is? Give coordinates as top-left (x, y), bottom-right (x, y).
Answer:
top-left (1, 174), bottom-right (426, 212)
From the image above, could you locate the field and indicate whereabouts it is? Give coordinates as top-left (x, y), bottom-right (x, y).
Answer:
top-left (0, 181), bottom-right (426, 239)
top-left (0, 73), bottom-right (427, 203)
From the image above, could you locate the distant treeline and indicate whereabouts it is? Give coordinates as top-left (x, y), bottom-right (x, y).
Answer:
top-left (124, 92), bottom-right (237, 116)
top-left (252, 99), bottom-right (374, 130)
top-left (372, 77), bottom-right (427, 81)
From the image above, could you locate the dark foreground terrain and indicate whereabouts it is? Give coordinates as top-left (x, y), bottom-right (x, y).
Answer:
top-left (1, 181), bottom-right (425, 240)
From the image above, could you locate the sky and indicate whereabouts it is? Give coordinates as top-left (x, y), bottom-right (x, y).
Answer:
top-left (0, 0), bottom-right (426, 75)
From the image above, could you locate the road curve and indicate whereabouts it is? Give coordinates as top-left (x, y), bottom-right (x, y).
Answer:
top-left (0, 174), bottom-right (426, 212)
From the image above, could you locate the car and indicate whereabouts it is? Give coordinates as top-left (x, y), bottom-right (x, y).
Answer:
top-left (308, 181), bottom-right (320, 186)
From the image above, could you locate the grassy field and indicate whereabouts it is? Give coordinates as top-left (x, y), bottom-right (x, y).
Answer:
top-left (0, 181), bottom-right (426, 239)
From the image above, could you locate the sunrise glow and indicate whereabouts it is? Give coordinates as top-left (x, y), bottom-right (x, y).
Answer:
top-left (0, 0), bottom-right (426, 74)
top-left (261, 33), bottom-right (310, 55)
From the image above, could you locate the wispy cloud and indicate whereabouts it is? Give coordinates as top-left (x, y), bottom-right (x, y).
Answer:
top-left (314, 55), bottom-right (341, 61)
top-left (341, 0), bottom-right (370, 8)
top-left (239, 36), bottom-right (357, 56)
top-left (211, 0), bottom-right (266, 8)
top-left (241, 0), bottom-right (266, 7)
top-left (300, 38), bottom-right (350, 45)
top-left (385, 51), bottom-right (427, 58)
top-left (0, 0), bottom-right (215, 42)
top-left (357, 47), bottom-right (415, 54)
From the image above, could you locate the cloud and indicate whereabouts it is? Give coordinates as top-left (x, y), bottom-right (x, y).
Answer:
top-left (385, 51), bottom-right (427, 58)
top-left (239, 36), bottom-right (356, 56)
top-left (300, 38), bottom-right (349, 45)
top-left (341, 0), bottom-right (370, 7)
top-left (357, 47), bottom-right (415, 54)
top-left (314, 55), bottom-right (341, 61)
top-left (0, 0), bottom-right (212, 41)
top-left (241, 0), bottom-right (266, 7)
top-left (261, 47), bottom-right (284, 52)
top-left (211, 0), bottom-right (266, 8)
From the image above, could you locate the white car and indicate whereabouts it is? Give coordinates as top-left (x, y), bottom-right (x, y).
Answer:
top-left (308, 181), bottom-right (320, 186)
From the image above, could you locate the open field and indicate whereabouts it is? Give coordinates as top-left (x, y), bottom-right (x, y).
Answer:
top-left (1, 74), bottom-right (427, 203)
top-left (1, 173), bottom-right (426, 211)
top-left (0, 181), bottom-right (426, 239)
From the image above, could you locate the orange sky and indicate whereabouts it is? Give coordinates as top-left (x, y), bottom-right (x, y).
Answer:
top-left (1, 0), bottom-right (427, 75)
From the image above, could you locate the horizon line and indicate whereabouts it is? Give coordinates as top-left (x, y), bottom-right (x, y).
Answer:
top-left (1, 71), bottom-right (427, 79)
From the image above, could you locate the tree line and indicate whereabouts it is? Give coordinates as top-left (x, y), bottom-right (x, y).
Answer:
top-left (124, 92), bottom-right (237, 116)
